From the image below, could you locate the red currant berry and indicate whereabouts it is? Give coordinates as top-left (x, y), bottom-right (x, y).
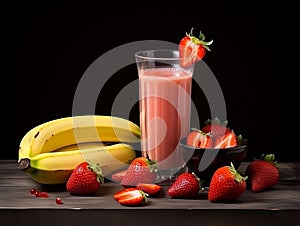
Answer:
top-left (35, 191), bottom-right (42, 197)
top-left (30, 188), bottom-right (37, 195)
top-left (40, 192), bottom-right (49, 198)
top-left (55, 197), bottom-right (63, 205)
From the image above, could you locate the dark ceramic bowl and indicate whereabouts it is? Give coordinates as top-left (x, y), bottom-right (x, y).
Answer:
top-left (180, 138), bottom-right (248, 185)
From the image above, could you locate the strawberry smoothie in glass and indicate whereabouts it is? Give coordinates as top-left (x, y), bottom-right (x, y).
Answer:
top-left (135, 50), bottom-right (194, 183)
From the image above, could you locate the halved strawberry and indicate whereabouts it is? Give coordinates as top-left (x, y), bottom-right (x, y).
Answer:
top-left (179, 28), bottom-right (213, 67)
top-left (114, 187), bottom-right (148, 206)
top-left (214, 131), bottom-right (238, 148)
top-left (186, 129), bottom-right (213, 148)
top-left (136, 183), bottom-right (162, 195)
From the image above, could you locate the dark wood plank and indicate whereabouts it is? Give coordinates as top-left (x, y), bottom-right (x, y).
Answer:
top-left (1, 160), bottom-right (300, 225)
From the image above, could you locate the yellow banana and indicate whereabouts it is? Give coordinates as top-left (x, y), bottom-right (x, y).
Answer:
top-left (53, 141), bottom-right (108, 152)
top-left (18, 115), bottom-right (141, 184)
top-left (18, 115), bottom-right (140, 159)
top-left (18, 143), bottom-right (136, 184)
top-left (18, 119), bottom-right (58, 160)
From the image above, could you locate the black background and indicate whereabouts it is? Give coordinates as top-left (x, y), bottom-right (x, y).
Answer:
top-left (8, 0), bottom-right (297, 161)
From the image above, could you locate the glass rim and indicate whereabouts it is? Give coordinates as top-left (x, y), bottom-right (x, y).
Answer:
top-left (135, 49), bottom-right (190, 61)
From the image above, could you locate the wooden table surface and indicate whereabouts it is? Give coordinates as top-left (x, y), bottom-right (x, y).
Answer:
top-left (1, 160), bottom-right (299, 226)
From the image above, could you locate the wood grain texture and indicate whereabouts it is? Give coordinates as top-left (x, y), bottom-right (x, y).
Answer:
top-left (0, 160), bottom-right (299, 226)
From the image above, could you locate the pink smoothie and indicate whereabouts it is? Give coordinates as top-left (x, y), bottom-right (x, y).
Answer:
top-left (139, 68), bottom-right (192, 170)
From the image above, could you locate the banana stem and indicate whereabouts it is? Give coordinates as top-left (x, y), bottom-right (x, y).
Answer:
top-left (18, 158), bottom-right (30, 170)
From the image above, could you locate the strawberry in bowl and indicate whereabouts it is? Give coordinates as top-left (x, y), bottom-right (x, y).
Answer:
top-left (180, 118), bottom-right (248, 186)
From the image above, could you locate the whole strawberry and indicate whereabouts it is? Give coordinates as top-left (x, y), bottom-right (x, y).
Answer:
top-left (121, 156), bottom-right (158, 187)
top-left (245, 154), bottom-right (279, 192)
top-left (201, 117), bottom-right (231, 139)
top-left (66, 161), bottom-right (104, 195)
top-left (167, 172), bottom-right (200, 197)
top-left (208, 163), bottom-right (247, 202)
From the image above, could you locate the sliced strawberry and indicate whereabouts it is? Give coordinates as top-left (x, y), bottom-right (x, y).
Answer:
top-left (136, 183), bottom-right (162, 195)
top-left (114, 187), bottom-right (139, 201)
top-left (114, 187), bottom-right (148, 206)
top-left (179, 28), bottom-right (213, 67)
top-left (111, 169), bottom-right (127, 183)
top-left (213, 131), bottom-right (238, 148)
top-left (186, 129), bottom-right (213, 148)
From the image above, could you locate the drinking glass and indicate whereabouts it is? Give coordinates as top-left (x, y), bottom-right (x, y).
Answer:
top-left (135, 50), bottom-right (194, 183)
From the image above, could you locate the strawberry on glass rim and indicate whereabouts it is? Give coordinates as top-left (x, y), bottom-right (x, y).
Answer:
top-left (179, 28), bottom-right (213, 67)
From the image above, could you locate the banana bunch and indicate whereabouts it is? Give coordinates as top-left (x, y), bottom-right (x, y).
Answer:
top-left (18, 115), bottom-right (140, 185)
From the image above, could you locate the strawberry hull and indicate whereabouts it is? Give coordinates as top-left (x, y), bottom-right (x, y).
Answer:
top-left (180, 137), bottom-right (248, 186)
